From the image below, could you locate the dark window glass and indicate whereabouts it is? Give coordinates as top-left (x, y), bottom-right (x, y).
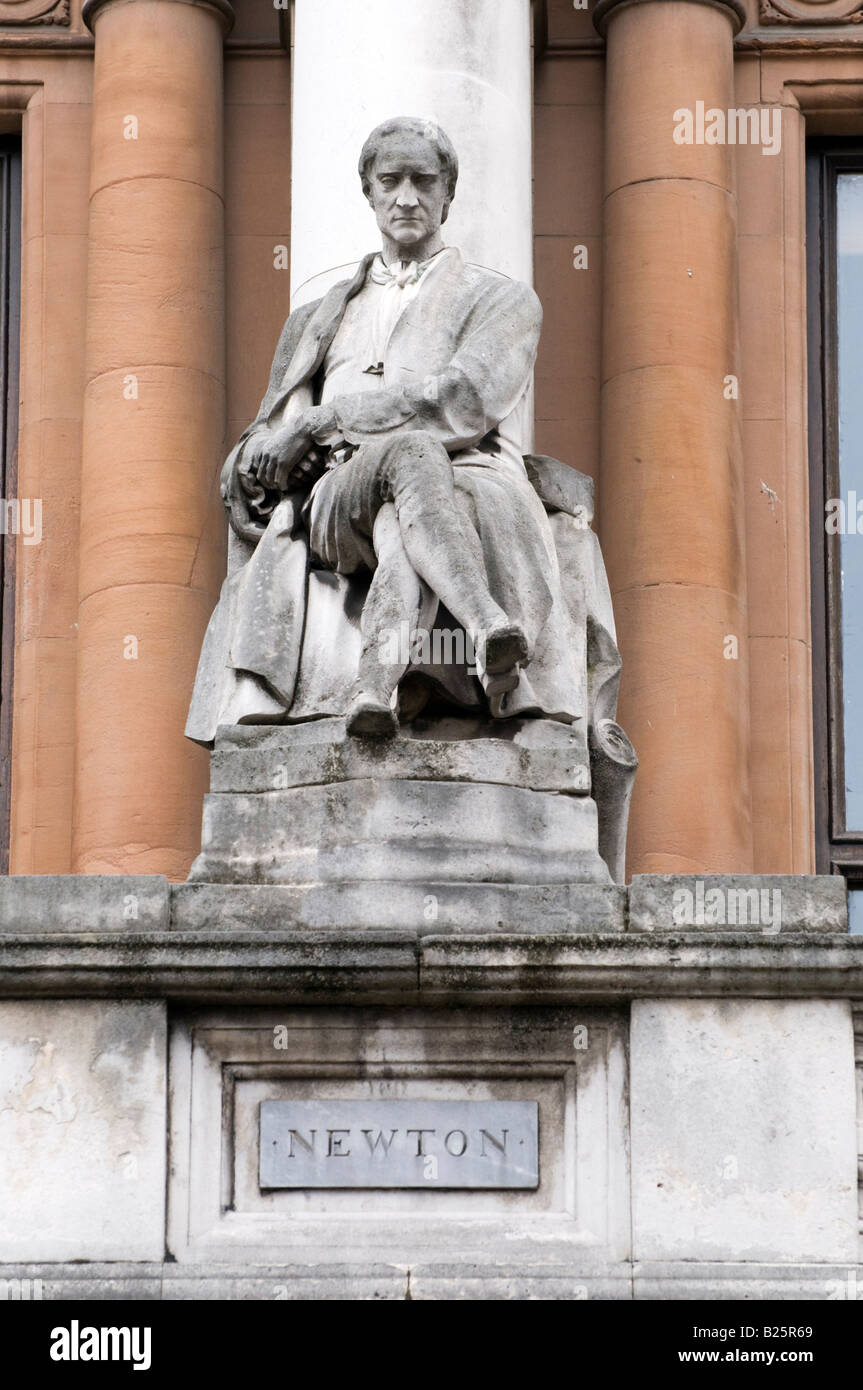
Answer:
top-left (837, 173), bottom-right (863, 828)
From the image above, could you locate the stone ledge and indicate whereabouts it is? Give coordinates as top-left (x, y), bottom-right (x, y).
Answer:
top-left (0, 872), bottom-right (846, 936)
top-left (0, 873), bottom-right (853, 1003)
top-left (0, 875), bottom-right (169, 933)
top-left (1, 1261), bottom-right (858, 1301)
top-left (631, 1261), bottom-right (863, 1301)
top-left (629, 874), bottom-right (847, 933)
top-left (0, 930), bottom-right (861, 1003)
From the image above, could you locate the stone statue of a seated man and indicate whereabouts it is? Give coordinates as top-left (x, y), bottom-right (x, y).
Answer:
top-left (186, 117), bottom-right (635, 886)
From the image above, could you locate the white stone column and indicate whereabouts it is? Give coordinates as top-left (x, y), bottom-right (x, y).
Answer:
top-left (290, 0), bottom-right (533, 307)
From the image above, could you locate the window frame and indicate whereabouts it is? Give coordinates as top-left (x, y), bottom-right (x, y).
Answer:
top-left (0, 134), bottom-right (20, 875)
top-left (808, 139), bottom-right (863, 883)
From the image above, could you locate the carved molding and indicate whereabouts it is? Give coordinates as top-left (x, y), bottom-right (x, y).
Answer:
top-left (0, 0), bottom-right (69, 24)
top-left (759, 0), bottom-right (863, 23)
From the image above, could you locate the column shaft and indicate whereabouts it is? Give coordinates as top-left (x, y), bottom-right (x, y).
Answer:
top-left (74, 0), bottom-right (229, 875)
top-left (290, 0), bottom-right (533, 305)
top-left (597, 0), bottom-right (752, 873)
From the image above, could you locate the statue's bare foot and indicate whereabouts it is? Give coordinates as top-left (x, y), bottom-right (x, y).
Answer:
top-left (483, 621), bottom-right (528, 678)
top-left (346, 692), bottom-right (399, 739)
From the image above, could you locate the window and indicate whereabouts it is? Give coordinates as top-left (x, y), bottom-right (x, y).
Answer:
top-left (808, 141), bottom-right (863, 928)
top-left (0, 135), bottom-right (20, 874)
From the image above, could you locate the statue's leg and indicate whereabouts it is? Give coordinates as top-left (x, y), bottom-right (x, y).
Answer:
top-left (382, 432), bottom-right (528, 684)
top-left (347, 503), bottom-right (425, 738)
top-left (451, 483), bottom-right (522, 701)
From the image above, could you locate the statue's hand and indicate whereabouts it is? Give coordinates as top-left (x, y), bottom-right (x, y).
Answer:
top-left (249, 421), bottom-right (313, 491)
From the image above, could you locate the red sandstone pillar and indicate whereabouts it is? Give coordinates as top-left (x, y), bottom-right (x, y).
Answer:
top-left (595, 0), bottom-right (753, 874)
top-left (74, 0), bottom-right (231, 875)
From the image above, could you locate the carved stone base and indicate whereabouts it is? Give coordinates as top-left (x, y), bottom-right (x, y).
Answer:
top-left (187, 717), bottom-right (613, 901)
top-left (174, 879), bottom-right (625, 934)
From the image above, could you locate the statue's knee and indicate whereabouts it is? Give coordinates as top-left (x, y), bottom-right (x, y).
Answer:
top-left (391, 430), bottom-right (449, 472)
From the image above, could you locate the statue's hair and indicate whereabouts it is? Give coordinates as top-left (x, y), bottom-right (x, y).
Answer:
top-left (358, 117), bottom-right (458, 201)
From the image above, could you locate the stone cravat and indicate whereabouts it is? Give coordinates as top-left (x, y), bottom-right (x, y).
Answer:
top-left (363, 248), bottom-right (448, 372)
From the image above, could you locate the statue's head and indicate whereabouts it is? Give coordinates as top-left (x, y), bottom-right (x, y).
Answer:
top-left (358, 117), bottom-right (458, 254)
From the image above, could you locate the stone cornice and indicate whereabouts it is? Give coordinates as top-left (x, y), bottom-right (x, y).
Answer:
top-left (1, 931), bottom-right (861, 1005)
top-left (593, 0), bottom-right (748, 36)
top-left (0, 873), bottom-right (852, 1004)
top-left (82, 0), bottom-right (233, 35)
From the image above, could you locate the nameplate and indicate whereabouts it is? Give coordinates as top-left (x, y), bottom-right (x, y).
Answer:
top-left (259, 1100), bottom-right (539, 1189)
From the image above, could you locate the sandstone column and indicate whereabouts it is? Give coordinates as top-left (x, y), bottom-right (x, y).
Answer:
top-left (290, 0), bottom-right (533, 306)
top-left (595, 0), bottom-right (752, 874)
top-left (74, 0), bottom-right (232, 876)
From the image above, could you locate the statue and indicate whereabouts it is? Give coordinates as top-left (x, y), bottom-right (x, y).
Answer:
top-left (186, 117), bottom-right (636, 889)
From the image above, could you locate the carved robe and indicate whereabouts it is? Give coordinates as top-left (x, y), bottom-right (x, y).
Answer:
top-left (186, 248), bottom-right (622, 756)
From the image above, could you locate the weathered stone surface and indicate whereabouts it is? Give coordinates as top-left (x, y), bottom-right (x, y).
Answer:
top-left (191, 713), bottom-right (613, 897)
top-left (629, 873), bottom-right (847, 934)
top-left (0, 873), bottom-right (849, 949)
top-left (160, 1266), bottom-right (409, 1302)
top-left (630, 1000), bottom-right (858, 1264)
top-left (211, 715), bottom-right (590, 795)
top-left (0, 918), bottom-right (862, 1004)
top-left (632, 1262), bottom-right (863, 1301)
top-left (417, 934), bottom-right (863, 1004)
top-left (0, 875), bottom-right (169, 933)
top-left (3, 1258), bottom-right (859, 1300)
top-left (0, 1265), bottom-right (163, 1301)
top-left (172, 880), bottom-right (626, 934)
top-left (260, 1098), bottom-right (540, 1189)
top-left (405, 1268), bottom-right (632, 1300)
top-left (190, 777), bottom-right (610, 886)
top-left (168, 1006), bottom-right (630, 1266)
top-left (0, 1001), bottom-right (167, 1261)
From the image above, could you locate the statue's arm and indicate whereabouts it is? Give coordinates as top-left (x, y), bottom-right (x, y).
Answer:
top-left (247, 300), bottom-right (321, 435)
top-left (305, 280), bottom-right (543, 452)
top-left (221, 301), bottom-right (323, 522)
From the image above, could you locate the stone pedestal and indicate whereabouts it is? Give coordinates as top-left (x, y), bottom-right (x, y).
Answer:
top-left (187, 719), bottom-right (614, 924)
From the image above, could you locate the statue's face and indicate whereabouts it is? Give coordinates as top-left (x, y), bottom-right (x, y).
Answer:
top-left (365, 132), bottom-right (450, 252)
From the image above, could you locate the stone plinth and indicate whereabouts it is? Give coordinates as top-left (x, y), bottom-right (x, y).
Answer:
top-left (188, 719), bottom-right (613, 918)
top-left (0, 872), bottom-right (858, 1293)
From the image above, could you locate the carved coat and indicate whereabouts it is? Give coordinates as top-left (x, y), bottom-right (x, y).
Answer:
top-left (186, 250), bottom-right (625, 785)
